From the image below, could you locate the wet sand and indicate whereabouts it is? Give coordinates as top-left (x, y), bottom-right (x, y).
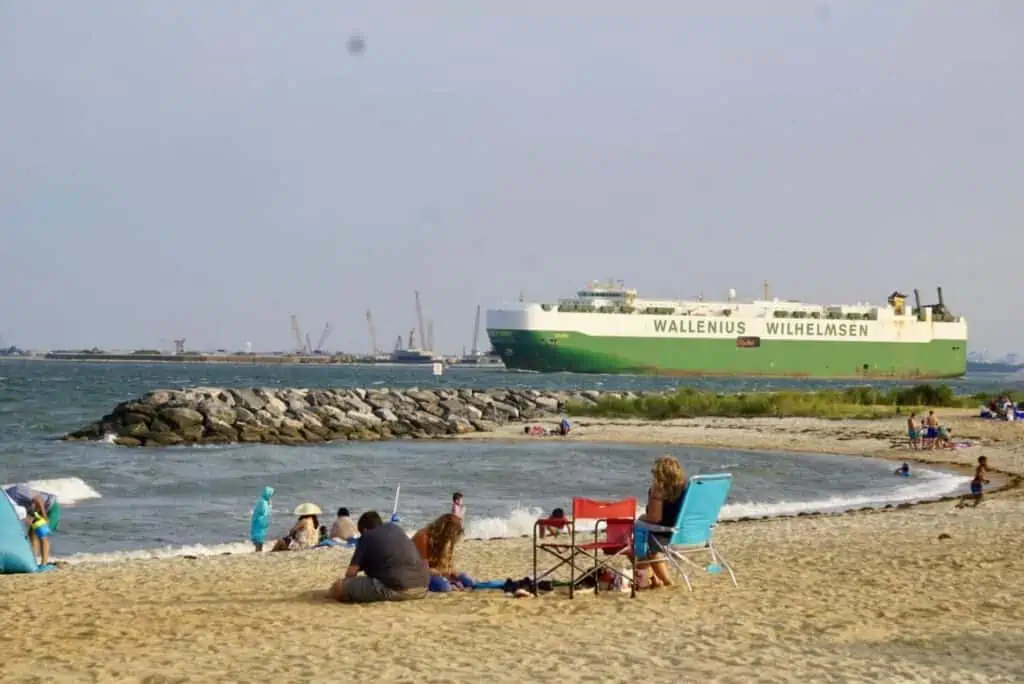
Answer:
top-left (4, 412), bottom-right (1024, 683)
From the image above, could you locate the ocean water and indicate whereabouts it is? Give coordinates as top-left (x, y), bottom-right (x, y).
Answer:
top-left (3, 359), bottom-right (1015, 564)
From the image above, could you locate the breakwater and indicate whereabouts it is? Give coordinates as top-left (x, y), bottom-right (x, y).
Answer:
top-left (63, 387), bottom-right (605, 447)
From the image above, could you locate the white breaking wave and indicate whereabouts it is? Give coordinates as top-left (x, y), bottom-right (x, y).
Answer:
top-left (19, 477), bottom-right (103, 505)
top-left (53, 468), bottom-right (970, 565)
top-left (720, 470), bottom-right (970, 520)
top-left (2, 476), bottom-right (102, 520)
top-left (60, 541), bottom-right (256, 565)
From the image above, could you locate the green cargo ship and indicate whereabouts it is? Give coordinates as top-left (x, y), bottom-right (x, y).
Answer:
top-left (485, 282), bottom-right (967, 378)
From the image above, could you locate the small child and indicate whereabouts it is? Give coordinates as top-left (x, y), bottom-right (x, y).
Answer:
top-left (894, 463), bottom-right (910, 477)
top-left (329, 507), bottom-right (359, 542)
top-left (451, 492), bottom-right (465, 519)
top-left (249, 486), bottom-right (274, 552)
top-left (540, 507), bottom-right (570, 538)
top-left (956, 456), bottom-right (990, 508)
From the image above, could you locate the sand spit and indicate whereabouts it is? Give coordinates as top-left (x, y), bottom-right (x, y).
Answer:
top-left (5, 413), bottom-right (1024, 683)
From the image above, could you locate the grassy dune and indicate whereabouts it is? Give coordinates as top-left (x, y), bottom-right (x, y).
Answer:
top-left (567, 385), bottom-right (1022, 420)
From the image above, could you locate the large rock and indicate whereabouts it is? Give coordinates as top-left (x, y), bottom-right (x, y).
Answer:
top-left (533, 395), bottom-right (560, 412)
top-left (157, 407), bottom-right (204, 430)
top-left (230, 389), bottom-right (267, 412)
top-left (447, 416), bottom-right (476, 434)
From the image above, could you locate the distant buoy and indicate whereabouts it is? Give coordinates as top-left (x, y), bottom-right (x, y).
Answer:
top-left (347, 34), bottom-right (366, 55)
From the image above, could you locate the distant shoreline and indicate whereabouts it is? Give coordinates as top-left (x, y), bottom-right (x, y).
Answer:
top-left (1, 354), bottom-right (503, 368)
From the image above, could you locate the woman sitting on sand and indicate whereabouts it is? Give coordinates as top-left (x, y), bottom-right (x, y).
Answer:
top-left (411, 513), bottom-right (474, 591)
top-left (272, 503), bottom-right (321, 552)
top-left (636, 455), bottom-right (688, 589)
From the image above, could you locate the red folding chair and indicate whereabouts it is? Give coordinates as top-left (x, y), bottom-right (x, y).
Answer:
top-left (533, 497), bottom-right (637, 598)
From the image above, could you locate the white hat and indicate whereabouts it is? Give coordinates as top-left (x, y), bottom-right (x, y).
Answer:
top-left (293, 502), bottom-right (322, 517)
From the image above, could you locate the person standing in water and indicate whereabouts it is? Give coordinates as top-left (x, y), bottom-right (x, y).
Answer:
top-left (4, 485), bottom-right (60, 566)
top-left (249, 486), bottom-right (274, 552)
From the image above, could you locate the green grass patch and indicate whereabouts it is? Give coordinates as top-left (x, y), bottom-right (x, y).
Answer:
top-left (566, 385), bottom-right (1023, 421)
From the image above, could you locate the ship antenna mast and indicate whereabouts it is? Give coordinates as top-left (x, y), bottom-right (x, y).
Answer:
top-left (763, 280), bottom-right (771, 300)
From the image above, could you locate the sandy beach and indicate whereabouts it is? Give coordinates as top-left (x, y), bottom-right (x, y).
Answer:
top-left (5, 412), bottom-right (1024, 683)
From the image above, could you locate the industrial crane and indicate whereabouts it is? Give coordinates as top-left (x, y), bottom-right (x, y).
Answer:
top-left (315, 322), bottom-right (333, 354)
top-left (290, 315), bottom-right (308, 354)
top-left (366, 310), bottom-right (379, 354)
top-left (414, 290), bottom-right (427, 351)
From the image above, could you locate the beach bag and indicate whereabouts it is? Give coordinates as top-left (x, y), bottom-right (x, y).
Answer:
top-left (609, 568), bottom-right (633, 592)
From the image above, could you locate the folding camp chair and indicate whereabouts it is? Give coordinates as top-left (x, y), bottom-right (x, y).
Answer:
top-left (634, 473), bottom-right (736, 591)
top-left (533, 497), bottom-right (637, 598)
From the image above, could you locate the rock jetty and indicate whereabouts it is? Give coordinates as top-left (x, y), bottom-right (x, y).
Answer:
top-left (62, 387), bottom-right (607, 447)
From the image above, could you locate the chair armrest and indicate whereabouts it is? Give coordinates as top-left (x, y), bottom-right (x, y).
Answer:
top-left (635, 521), bottom-right (676, 534)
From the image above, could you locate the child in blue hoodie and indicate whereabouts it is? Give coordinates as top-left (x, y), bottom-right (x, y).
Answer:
top-left (250, 486), bottom-right (274, 552)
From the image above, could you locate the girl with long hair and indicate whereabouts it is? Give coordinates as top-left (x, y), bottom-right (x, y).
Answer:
top-left (412, 513), bottom-right (474, 590)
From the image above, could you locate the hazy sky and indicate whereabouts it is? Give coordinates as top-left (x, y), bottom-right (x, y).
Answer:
top-left (2, 1), bottom-right (1022, 357)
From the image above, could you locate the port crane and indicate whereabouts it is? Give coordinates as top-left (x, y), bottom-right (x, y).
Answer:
top-left (470, 305), bottom-right (481, 356)
top-left (366, 310), bottom-right (380, 354)
top-left (414, 290), bottom-right (428, 350)
top-left (315, 322), bottom-right (333, 354)
top-left (290, 315), bottom-right (307, 353)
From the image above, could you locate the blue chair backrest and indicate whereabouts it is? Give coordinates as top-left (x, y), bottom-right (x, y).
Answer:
top-left (667, 473), bottom-right (733, 546)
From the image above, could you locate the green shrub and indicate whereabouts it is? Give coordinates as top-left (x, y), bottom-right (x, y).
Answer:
top-left (566, 383), bottom-right (992, 421)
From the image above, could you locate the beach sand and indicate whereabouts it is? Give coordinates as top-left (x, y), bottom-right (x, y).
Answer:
top-left (4, 413), bottom-right (1024, 683)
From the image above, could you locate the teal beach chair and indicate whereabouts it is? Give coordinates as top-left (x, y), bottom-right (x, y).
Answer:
top-left (634, 472), bottom-right (737, 591)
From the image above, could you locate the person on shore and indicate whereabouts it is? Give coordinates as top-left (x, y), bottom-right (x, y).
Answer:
top-left (272, 503), bottom-right (320, 551)
top-left (906, 413), bottom-right (920, 449)
top-left (933, 425), bottom-right (953, 450)
top-left (956, 456), bottom-right (990, 509)
top-left (249, 486), bottom-right (274, 552)
top-left (635, 455), bottom-right (688, 590)
top-left (327, 511), bottom-right (430, 603)
top-left (557, 417), bottom-right (571, 436)
top-left (923, 411), bottom-right (939, 447)
top-left (451, 492), bottom-right (465, 519)
top-left (4, 484), bottom-right (60, 566)
top-left (411, 513), bottom-right (475, 591)
top-left (329, 507), bottom-right (358, 543)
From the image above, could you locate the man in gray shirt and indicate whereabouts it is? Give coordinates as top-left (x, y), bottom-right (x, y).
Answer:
top-left (327, 511), bottom-right (429, 603)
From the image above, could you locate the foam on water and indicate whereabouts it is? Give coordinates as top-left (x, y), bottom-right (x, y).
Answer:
top-left (2, 476), bottom-right (102, 519)
top-left (60, 541), bottom-right (255, 565)
top-left (719, 469), bottom-right (970, 519)
top-left (38, 465), bottom-right (970, 566)
top-left (63, 467), bottom-right (968, 566)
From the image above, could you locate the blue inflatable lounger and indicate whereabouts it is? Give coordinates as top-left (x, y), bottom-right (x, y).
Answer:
top-left (1, 492), bottom-right (40, 574)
